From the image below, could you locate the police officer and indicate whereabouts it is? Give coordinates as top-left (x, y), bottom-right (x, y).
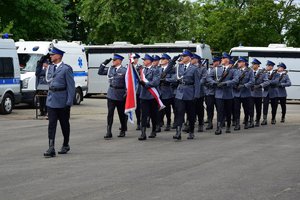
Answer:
top-left (205, 57), bottom-right (220, 130)
top-left (44, 47), bottom-right (75, 158)
top-left (250, 59), bottom-right (268, 127)
top-left (132, 53), bottom-right (143, 130)
top-left (139, 54), bottom-right (160, 140)
top-left (157, 53), bottom-right (177, 132)
top-left (260, 60), bottom-right (280, 125)
top-left (191, 53), bottom-right (207, 132)
top-left (233, 57), bottom-right (254, 130)
top-left (35, 54), bottom-right (50, 117)
top-left (98, 54), bottom-right (127, 139)
top-left (173, 50), bottom-right (200, 140)
top-left (276, 62), bottom-right (291, 123)
top-left (152, 55), bottom-right (161, 68)
top-left (207, 53), bottom-right (239, 135)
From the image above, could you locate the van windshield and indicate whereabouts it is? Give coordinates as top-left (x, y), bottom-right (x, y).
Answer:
top-left (18, 54), bottom-right (43, 72)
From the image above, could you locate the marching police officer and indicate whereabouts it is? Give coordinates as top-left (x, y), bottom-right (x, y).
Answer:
top-left (205, 57), bottom-right (220, 130)
top-left (250, 59), bottom-right (268, 127)
top-left (173, 50), bottom-right (200, 140)
top-left (152, 55), bottom-right (161, 68)
top-left (260, 60), bottom-right (280, 125)
top-left (138, 54), bottom-right (160, 140)
top-left (276, 62), bottom-right (291, 123)
top-left (44, 47), bottom-right (75, 158)
top-left (191, 53), bottom-right (207, 132)
top-left (132, 53), bottom-right (143, 130)
top-left (233, 57), bottom-right (254, 130)
top-left (157, 53), bottom-right (176, 132)
top-left (98, 54), bottom-right (127, 139)
top-left (207, 53), bottom-right (239, 135)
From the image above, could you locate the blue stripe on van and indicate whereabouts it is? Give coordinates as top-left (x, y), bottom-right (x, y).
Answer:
top-left (0, 78), bottom-right (20, 85)
top-left (73, 72), bottom-right (88, 77)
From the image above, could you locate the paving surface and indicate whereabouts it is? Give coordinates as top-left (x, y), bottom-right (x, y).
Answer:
top-left (0, 97), bottom-right (299, 200)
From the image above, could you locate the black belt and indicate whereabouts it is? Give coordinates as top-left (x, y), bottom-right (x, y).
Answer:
top-left (49, 87), bottom-right (66, 92)
top-left (179, 82), bottom-right (194, 86)
top-left (110, 85), bottom-right (125, 89)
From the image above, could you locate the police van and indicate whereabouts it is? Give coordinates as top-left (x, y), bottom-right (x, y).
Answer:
top-left (0, 38), bottom-right (21, 114)
top-left (230, 44), bottom-right (300, 100)
top-left (85, 41), bottom-right (213, 95)
top-left (15, 40), bottom-right (88, 105)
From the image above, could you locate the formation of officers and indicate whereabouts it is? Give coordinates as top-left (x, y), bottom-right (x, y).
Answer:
top-left (98, 50), bottom-right (291, 141)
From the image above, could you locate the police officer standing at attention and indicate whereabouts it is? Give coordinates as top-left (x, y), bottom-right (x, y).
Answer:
top-left (132, 53), bottom-right (143, 130)
top-left (173, 50), bottom-right (200, 140)
top-left (207, 53), bottom-right (239, 135)
top-left (98, 54), bottom-right (127, 139)
top-left (250, 59), bottom-right (268, 127)
top-left (191, 53), bottom-right (207, 132)
top-left (205, 57), bottom-right (220, 130)
top-left (44, 47), bottom-right (75, 158)
top-left (233, 57), bottom-right (254, 131)
top-left (259, 60), bottom-right (280, 125)
top-left (139, 54), bottom-right (160, 140)
top-left (276, 62), bottom-right (291, 123)
top-left (157, 53), bottom-right (177, 132)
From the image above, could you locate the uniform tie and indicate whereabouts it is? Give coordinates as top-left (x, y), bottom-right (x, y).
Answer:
top-left (184, 65), bottom-right (187, 71)
top-left (254, 71), bottom-right (256, 76)
top-left (53, 65), bottom-right (57, 72)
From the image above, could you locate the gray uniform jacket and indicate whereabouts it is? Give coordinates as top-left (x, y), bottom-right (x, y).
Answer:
top-left (207, 66), bottom-right (239, 99)
top-left (205, 67), bottom-right (216, 96)
top-left (197, 66), bottom-right (207, 98)
top-left (261, 70), bottom-right (280, 98)
top-left (99, 65), bottom-right (127, 101)
top-left (46, 62), bottom-right (75, 108)
top-left (158, 66), bottom-right (177, 100)
top-left (175, 64), bottom-right (200, 100)
top-left (277, 73), bottom-right (291, 97)
top-left (251, 69), bottom-right (268, 98)
top-left (233, 67), bottom-right (254, 98)
top-left (139, 66), bottom-right (160, 100)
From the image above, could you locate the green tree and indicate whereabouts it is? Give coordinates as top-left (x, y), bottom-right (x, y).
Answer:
top-left (0, 0), bottom-right (67, 40)
top-left (80, 0), bottom-right (193, 44)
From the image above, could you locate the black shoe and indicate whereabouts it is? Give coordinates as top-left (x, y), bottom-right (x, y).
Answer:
top-left (234, 120), bottom-right (240, 131)
top-left (197, 125), bottom-right (204, 132)
top-left (261, 116), bottom-right (267, 125)
top-left (148, 131), bottom-right (156, 138)
top-left (104, 125), bottom-right (113, 139)
top-left (44, 147), bottom-right (56, 157)
top-left (226, 126), bottom-right (231, 133)
top-left (58, 145), bottom-right (70, 154)
top-left (215, 122), bottom-right (222, 135)
top-left (117, 131), bottom-right (126, 137)
top-left (255, 121), bottom-right (260, 127)
top-left (138, 127), bottom-right (147, 140)
top-left (164, 125), bottom-right (171, 131)
top-left (249, 119), bottom-right (254, 128)
top-left (244, 122), bottom-right (249, 129)
top-left (271, 119), bottom-right (276, 124)
top-left (206, 121), bottom-right (213, 130)
top-left (44, 139), bottom-right (56, 158)
top-left (187, 132), bottom-right (194, 140)
top-left (280, 118), bottom-right (285, 123)
top-left (155, 125), bottom-right (161, 133)
top-left (173, 126), bottom-right (182, 140)
top-left (136, 124), bottom-right (141, 130)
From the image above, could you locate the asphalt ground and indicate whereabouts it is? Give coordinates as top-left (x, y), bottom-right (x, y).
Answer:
top-left (0, 97), bottom-right (299, 200)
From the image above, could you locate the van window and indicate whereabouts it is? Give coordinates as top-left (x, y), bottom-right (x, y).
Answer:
top-left (0, 57), bottom-right (14, 78)
top-left (18, 54), bottom-right (42, 72)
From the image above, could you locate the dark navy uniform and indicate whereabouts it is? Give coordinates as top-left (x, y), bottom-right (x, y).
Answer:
top-left (261, 60), bottom-right (280, 125)
top-left (207, 57), bottom-right (239, 135)
top-left (98, 54), bottom-right (127, 139)
top-left (276, 63), bottom-right (291, 122)
top-left (44, 47), bottom-right (75, 157)
top-left (173, 50), bottom-right (200, 140)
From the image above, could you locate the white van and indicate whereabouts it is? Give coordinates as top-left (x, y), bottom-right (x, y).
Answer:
top-left (0, 38), bottom-right (21, 114)
top-left (85, 41), bottom-right (213, 95)
top-left (230, 44), bottom-right (300, 100)
top-left (15, 40), bottom-right (88, 105)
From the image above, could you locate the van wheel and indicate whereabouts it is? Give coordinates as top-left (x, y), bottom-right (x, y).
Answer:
top-left (73, 88), bottom-right (82, 105)
top-left (0, 93), bottom-right (14, 114)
